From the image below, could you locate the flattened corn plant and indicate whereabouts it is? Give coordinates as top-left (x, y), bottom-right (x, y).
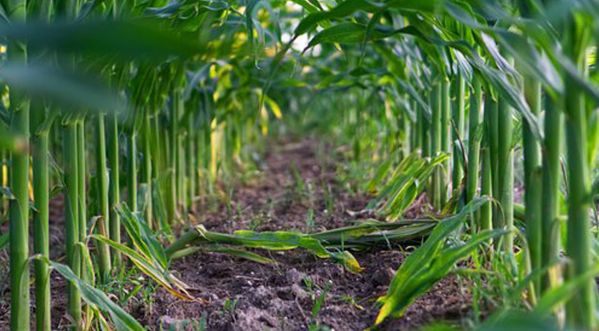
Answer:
top-left (0, 0), bottom-right (597, 330)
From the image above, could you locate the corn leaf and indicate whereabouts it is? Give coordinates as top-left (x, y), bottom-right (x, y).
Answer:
top-left (92, 235), bottom-right (196, 301)
top-left (375, 197), bottom-right (503, 325)
top-left (194, 225), bottom-right (363, 273)
top-left (38, 258), bottom-right (144, 331)
top-left (0, 63), bottom-right (126, 113)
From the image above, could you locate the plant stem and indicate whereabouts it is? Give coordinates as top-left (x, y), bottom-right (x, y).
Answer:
top-left (563, 23), bottom-right (595, 326)
top-left (107, 114), bottom-right (121, 267)
top-left (31, 102), bottom-right (51, 331)
top-left (63, 122), bottom-right (81, 329)
top-left (6, 0), bottom-right (30, 328)
top-left (480, 142), bottom-right (493, 234)
top-left (541, 97), bottom-right (562, 293)
top-left (466, 77), bottom-right (483, 206)
top-left (497, 92), bottom-right (514, 253)
top-left (167, 88), bottom-right (180, 224)
top-left (143, 112), bottom-right (153, 228)
top-left (452, 74), bottom-right (466, 193)
top-left (186, 117), bottom-right (196, 213)
top-left (522, 77), bottom-right (542, 296)
top-left (431, 81), bottom-right (442, 210)
top-left (77, 121), bottom-right (87, 244)
top-left (95, 114), bottom-right (112, 281)
top-left (440, 78), bottom-right (451, 205)
top-left (128, 132), bottom-right (138, 213)
top-left (485, 96), bottom-right (499, 234)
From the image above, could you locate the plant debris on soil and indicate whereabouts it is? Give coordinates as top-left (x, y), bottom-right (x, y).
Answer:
top-left (139, 138), bottom-right (472, 331)
top-left (0, 138), bottom-right (472, 330)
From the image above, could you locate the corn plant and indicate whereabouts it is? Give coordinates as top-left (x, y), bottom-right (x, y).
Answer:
top-left (0, 0), bottom-right (597, 330)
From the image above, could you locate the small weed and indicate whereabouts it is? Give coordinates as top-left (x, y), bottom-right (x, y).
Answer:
top-left (322, 182), bottom-right (334, 218)
top-left (290, 163), bottom-right (305, 196)
top-left (224, 186), bottom-right (235, 217)
top-left (303, 276), bottom-right (315, 293)
top-left (102, 269), bottom-right (156, 315)
top-left (222, 298), bottom-right (238, 320)
top-left (159, 313), bottom-right (207, 331)
top-left (308, 280), bottom-right (333, 331)
top-left (249, 210), bottom-right (270, 230)
top-left (339, 294), bottom-right (364, 310)
top-left (301, 276), bottom-right (333, 330)
top-left (305, 208), bottom-right (315, 231)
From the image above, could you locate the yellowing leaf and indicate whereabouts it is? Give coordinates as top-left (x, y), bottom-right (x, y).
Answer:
top-left (265, 96), bottom-right (283, 119)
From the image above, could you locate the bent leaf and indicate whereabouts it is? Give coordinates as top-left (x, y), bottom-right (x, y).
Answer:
top-left (375, 198), bottom-right (503, 325)
top-left (37, 257), bottom-right (144, 331)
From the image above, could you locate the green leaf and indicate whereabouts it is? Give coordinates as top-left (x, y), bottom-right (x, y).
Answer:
top-left (534, 262), bottom-right (599, 315)
top-left (294, 0), bottom-right (381, 35)
top-left (494, 30), bottom-right (563, 92)
top-left (0, 20), bottom-right (200, 61)
top-left (92, 235), bottom-right (196, 301)
top-left (374, 197), bottom-right (501, 325)
top-left (368, 153), bottom-right (449, 220)
top-left (305, 23), bottom-right (427, 51)
top-left (0, 63), bottom-right (126, 114)
top-left (192, 225), bottom-right (364, 273)
top-left (475, 310), bottom-right (560, 331)
top-left (290, 0), bottom-right (322, 13)
top-left (306, 22), bottom-right (368, 49)
top-left (40, 258), bottom-right (145, 331)
top-left (116, 204), bottom-right (168, 269)
top-left (208, 247), bottom-right (278, 264)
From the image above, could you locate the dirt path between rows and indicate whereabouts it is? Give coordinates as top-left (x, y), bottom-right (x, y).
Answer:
top-left (0, 137), bottom-right (472, 330)
top-left (137, 138), bottom-right (471, 331)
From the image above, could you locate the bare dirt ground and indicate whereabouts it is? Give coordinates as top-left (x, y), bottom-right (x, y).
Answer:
top-left (0, 138), bottom-right (472, 330)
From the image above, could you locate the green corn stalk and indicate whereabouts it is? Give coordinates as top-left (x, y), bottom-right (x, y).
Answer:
top-left (128, 132), bottom-right (138, 213)
top-left (430, 81), bottom-right (442, 209)
top-left (166, 88), bottom-right (180, 223)
top-left (5, 0), bottom-right (31, 328)
top-left (142, 112), bottom-right (153, 228)
top-left (175, 97), bottom-right (185, 216)
top-left (63, 122), bottom-right (81, 329)
top-left (107, 114), bottom-right (121, 266)
top-left (522, 76), bottom-right (542, 297)
top-left (541, 97), bottom-right (562, 293)
top-left (413, 101), bottom-right (422, 153)
top-left (77, 121), bottom-right (87, 244)
top-left (440, 78), bottom-right (451, 205)
top-left (467, 78), bottom-right (483, 230)
top-left (186, 118), bottom-right (196, 213)
top-left (497, 90), bottom-right (514, 253)
top-left (401, 113), bottom-right (411, 162)
top-left (420, 103), bottom-right (430, 158)
top-left (480, 140), bottom-right (493, 235)
top-left (95, 114), bottom-right (112, 281)
top-left (31, 102), bottom-right (51, 331)
top-left (562, 16), bottom-right (595, 328)
top-left (485, 96), bottom-right (500, 233)
top-left (151, 114), bottom-right (166, 230)
top-left (28, 1), bottom-right (53, 329)
top-left (177, 130), bottom-right (186, 214)
top-left (452, 74), bottom-right (466, 193)
top-left (195, 124), bottom-right (204, 198)
top-left (517, 0), bottom-right (543, 299)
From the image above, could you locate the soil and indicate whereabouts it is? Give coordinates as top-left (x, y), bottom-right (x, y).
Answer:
top-left (137, 138), bottom-right (471, 331)
top-left (0, 137), bottom-right (472, 331)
